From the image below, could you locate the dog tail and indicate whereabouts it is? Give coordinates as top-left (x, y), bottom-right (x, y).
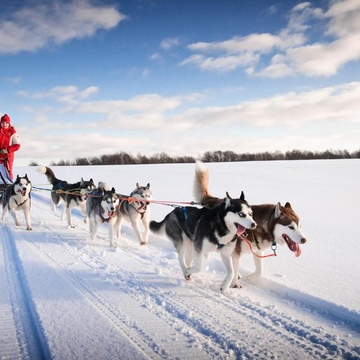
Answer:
top-left (149, 217), bottom-right (168, 236)
top-left (193, 161), bottom-right (223, 208)
top-left (98, 182), bottom-right (109, 192)
top-left (37, 166), bottom-right (58, 185)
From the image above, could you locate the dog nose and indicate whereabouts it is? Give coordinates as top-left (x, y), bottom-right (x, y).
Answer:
top-left (251, 222), bottom-right (257, 229)
top-left (301, 238), bottom-right (307, 244)
top-left (111, 207), bottom-right (115, 211)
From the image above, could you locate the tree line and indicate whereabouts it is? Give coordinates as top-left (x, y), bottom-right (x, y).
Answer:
top-left (28, 148), bottom-right (360, 166)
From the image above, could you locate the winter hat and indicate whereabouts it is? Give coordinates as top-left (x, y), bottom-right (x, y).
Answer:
top-left (1, 114), bottom-right (11, 124)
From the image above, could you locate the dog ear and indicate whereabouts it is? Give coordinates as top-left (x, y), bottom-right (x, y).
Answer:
top-left (225, 196), bottom-right (231, 208)
top-left (111, 187), bottom-right (116, 193)
top-left (136, 182), bottom-right (140, 188)
top-left (146, 183), bottom-right (150, 188)
top-left (284, 202), bottom-right (292, 209)
top-left (226, 192), bottom-right (232, 199)
top-left (274, 202), bottom-right (282, 218)
top-left (16, 175), bottom-right (20, 182)
top-left (239, 191), bottom-right (245, 201)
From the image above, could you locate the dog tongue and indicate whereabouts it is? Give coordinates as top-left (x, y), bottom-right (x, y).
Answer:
top-left (289, 240), bottom-right (301, 257)
top-left (236, 224), bottom-right (246, 236)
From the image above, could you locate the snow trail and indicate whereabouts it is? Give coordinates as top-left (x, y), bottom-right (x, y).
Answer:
top-left (1, 190), bottom-right (359, 359)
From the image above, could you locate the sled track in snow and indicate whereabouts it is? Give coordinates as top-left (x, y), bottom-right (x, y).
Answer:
top-left (11, 195), bottom-right (360, 360)
top-left (25, 219), bottom-right (360, 360)
top-left (1, 225), bottom-right (51, 360)
top-left (96, 247), bottom-right (360, 360)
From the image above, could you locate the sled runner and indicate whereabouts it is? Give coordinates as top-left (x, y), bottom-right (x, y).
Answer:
top-left (0, 158), bottom-right (12, 194)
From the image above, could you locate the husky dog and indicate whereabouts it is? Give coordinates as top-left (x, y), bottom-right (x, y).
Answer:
top-left (150, 192), bottom-right (256, 293)
top-left (193, 161), bottom-right (307, 287)
top-left (38, 166), bottom-right (95, 228)
top-left (1, 174), bottom-right (32, 230)
top-left (86, 183), bottom-right (120, 248)
top-left (116, 183), bottom-right (152, 246)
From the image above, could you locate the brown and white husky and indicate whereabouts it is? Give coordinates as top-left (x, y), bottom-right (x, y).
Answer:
top-left (193, 161), bottom-right (307, 288)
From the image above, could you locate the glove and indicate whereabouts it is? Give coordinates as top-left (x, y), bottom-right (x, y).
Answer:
top-left (0, 149), bottom-right (8, 154)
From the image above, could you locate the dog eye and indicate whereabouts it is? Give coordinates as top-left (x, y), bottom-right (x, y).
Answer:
top-left (288, 225), bottom-right (295, 230)
top-left (249, 212), bottom-right (253, 217)
top-left (238, 212), bottom-right (245, 217)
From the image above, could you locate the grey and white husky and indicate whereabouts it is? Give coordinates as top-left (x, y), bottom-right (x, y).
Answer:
top-left (116, 183), bottom-right (152, 245)
top-left (1, 174), bottom-right (32, 230)
top-left (86, 183), bottom-right (120, 248)
top-left (38, 166), bottom-right (95, 228)
top-left (150, 192), bottom-right (256, 293)
top-left (193, 161), bottom-right (307, 288)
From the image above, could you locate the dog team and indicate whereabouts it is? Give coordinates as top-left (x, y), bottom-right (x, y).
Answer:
top-left (0, 162), bottom-right (307, 293)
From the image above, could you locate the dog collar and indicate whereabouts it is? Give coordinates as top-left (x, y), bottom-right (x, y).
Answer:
top-left (15, 197), bottom-right (28, 207)
top-left (99, 209), bottom-right (115, 223)
top-left (217, 234), bottom-right (238, 250)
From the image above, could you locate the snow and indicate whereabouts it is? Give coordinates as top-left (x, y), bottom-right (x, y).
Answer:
top-left (1, 159), bottom-right (360, 359)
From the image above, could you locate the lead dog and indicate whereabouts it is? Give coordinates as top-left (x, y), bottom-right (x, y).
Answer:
top-left (116, 183), bottom-right (152, 245)
top-left (86, 183), bottom-right (120, 248)
top-left (38, 166), bottom-right (95, 228)
top-left (1, 174), bottom-right (32, 230)
top-left (193, 161), bottom-right (307, 288)
top-left (150, 192), bottom-right (256, 293)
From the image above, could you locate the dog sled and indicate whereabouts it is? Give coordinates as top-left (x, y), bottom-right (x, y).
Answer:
top-left (0, 158), bottom-right (12, 194)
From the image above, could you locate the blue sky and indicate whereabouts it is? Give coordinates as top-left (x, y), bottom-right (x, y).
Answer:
top-left (0, 0), bottom-right (360, 166)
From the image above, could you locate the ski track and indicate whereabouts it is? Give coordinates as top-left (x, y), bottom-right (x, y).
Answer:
top-left (1, 193), bottom-right (360, 360)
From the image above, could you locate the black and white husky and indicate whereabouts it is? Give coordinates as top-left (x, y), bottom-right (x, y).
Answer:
top-left (150, 192), bottom-right (256, 293)
top-left (38, 166), bottom-right (95, 228)
top-left (116, 183), bottom-right (152, 246)
top-left (1, 174), bottom-right (32, 230)
top-left (86, 183), bottom-right (120, 248)
top-left (193, 161), bottom-right (307, 287)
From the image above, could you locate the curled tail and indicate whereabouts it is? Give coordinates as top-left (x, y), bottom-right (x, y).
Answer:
top-left (193, 161), bottom-right (223, 208)
top-left (149, 218), bottom-right (168, 236)
top-left (37, 166), bottom-right (58, 185)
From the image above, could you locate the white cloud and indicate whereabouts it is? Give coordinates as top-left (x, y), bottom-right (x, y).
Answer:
top-left (160, 37), bottom-right (179, 50)
top-left (180, 53), bottom-right (260, 73)
top-left (18, 86), bottom-right (99, 103)
top-left (0, 0), bottom-right (125, 54)
top-left (15, 82), bottom-right (360, 164)
top-left (150, 53), bottom-right (163, 61)
top-left (182, 0), bottom-right (360, 78)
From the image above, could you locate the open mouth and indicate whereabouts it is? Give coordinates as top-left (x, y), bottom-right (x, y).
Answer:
top-left (235, 223), bottom-right (246, 237)
top-left (17, 189), bottom-right (27, 196)
top-left (282, 234), bottom-right (301, 257)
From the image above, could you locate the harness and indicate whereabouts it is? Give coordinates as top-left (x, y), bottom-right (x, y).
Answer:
top-left (99, 209), bottom-right (115, 223)
top-left (216, 234), bottom-right (238, 250)
top-left (130, 200), bottom-right (148, 219)
top-left (14, 197), bottom-right (29, 207)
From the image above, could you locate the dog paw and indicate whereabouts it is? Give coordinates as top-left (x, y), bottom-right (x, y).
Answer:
top-left (247, 272), bottom-right (261, 282)
top-left (140, 241), bottom-right (148, 246)
top-left (220, 286), bottom-right (230, 294)
top-left (27, 226), bottom-right (33, 231)
top-left (184, 274), bottom-right (192, 281)
top-left (231, 281), bottom-right (242, 289)
top-left (70, 225), bottom-right (76, 229)
top-left (16, 221), bottom-right (21, 226)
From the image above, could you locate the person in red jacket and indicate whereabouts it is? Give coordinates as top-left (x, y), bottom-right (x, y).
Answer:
top-left (0, 114), bottom-right (21, 182)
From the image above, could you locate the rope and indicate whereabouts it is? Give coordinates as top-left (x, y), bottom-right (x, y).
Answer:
top-left (31, 185), bottom-right (202, 207)
top-left (240, 236), bottom-right (277, 258)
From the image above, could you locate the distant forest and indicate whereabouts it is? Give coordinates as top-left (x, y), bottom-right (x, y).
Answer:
top-left (29, 149), bottom-right (360, 166)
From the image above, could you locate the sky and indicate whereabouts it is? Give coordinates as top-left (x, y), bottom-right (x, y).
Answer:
top-left (0, 0), bottom-right (360, 166)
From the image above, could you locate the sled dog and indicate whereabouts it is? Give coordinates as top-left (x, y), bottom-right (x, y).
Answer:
top-left (1, 174), bottom-right (32, 230)
top-left (150, 192), bottom-right (256, 293)
top-left (116, 183), bottom-right (152, 245)
top-left (193, 161), bottom-right (307, 287)
top-left (38, 166), bottom-right (95, 228)
top-left (86, 183), bottom-right (120, 248)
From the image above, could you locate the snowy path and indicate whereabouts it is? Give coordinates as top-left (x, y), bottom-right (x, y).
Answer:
top-left (1, 193), bottom-right (360, 359)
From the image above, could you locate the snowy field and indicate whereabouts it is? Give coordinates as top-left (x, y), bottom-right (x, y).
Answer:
top-left (1, 160), bottom-right (360, 359)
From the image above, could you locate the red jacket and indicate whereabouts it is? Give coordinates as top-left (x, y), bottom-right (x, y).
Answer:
top-left (0, 125), bottom-right (20, 180)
